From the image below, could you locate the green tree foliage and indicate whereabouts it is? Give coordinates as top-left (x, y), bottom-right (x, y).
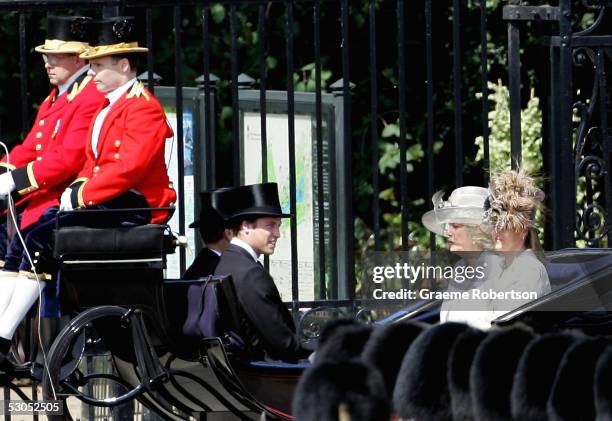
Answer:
top-left (474, 80), bottom-right (543, 175)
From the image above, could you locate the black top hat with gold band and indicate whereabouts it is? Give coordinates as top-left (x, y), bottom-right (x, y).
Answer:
top-left (35, 15), bottom-right (91, 55)
top-left (80, 16), bottom-right (148, 60)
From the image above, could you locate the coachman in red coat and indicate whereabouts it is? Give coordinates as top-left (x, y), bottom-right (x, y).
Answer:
top-left (0, 16), bottom-right (175, 369)
top-left (0, 15), bottom-right (107, 369)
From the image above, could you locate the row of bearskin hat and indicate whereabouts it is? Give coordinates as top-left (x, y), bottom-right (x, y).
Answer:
top-left (292, 319), bottom-right (612, 421)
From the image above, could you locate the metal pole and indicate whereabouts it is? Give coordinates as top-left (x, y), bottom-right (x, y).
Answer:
top-left (341, 0), bottom-right (354, 299)
top-left (314, 0), bottom-right (326, 298)
top-left (285, 1), bottom-right (299, 306)
top-left (508, 20), bottom-right (522, 168)
top-left (201, 4), bottom-right (214, 189)
top-left (19, 13), bottom-right (28, 135)
top-left (369, 0), bottom-right (380, 252)
top-left (452, 0), bottom-right (464, 184)
top-left (397, 0), bottom-right (409, 250)
top-left (425, 0), bottom-right (435, 252)
top-left (174, 5), bottom-right (186, 274)
top-left (558, 0), bottom-right (574, 248)
top-left (480, 0), bottom-right (490, 182)
top-left (230, 5), bottom-right (240, 185)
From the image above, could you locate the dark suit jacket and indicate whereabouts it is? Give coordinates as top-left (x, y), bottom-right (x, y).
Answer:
top-left (183, 247), bottom-right (220, 279)
top-left (214, 244), bottom-right (309, 361)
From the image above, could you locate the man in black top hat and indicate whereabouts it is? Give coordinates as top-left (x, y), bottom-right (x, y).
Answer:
top-left (183, 189), bottom-right (232, 279)
top-left (214, 182), bottom-right (310, 362)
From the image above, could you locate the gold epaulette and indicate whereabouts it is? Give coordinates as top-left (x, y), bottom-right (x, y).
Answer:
top-left (67, 76), bottom-right (93, 102)
top-left (126, 81), bottom-right (150, 101)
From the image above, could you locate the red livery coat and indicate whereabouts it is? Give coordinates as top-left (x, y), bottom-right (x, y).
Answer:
top-left (70, 81), bottom-right (176, 224)
top-left (0, 75), bottom-right (105, 228)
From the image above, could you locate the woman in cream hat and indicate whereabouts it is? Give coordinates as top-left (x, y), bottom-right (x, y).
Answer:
top-left (422, 186), bottom-right (497, 329)
top-left (422, 186), bottom-right (494, 253)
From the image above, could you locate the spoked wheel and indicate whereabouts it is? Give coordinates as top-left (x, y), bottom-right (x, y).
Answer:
top-left (42, 305), bottom-right (158, 421)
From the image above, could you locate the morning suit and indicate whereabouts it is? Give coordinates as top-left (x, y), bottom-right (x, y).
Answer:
top-left (214, 244), bottom-right (310, 362)
top-left (183, 247), bottom-right (221, 280)
top-left (0, 72), bottom-right (105, 229)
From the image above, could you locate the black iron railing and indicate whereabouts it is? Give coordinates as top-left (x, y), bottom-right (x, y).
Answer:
top-left (0, 0), bottom-right (610, 302)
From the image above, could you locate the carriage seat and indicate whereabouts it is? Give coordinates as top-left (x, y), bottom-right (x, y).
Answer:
top-left (54, 223), bottom-right (177, 269)
top-left (53, 224), bottom-right (177, 313)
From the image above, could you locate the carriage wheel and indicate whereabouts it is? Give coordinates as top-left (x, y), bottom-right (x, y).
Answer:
top-left (41, 305), bottom-right (148, 421)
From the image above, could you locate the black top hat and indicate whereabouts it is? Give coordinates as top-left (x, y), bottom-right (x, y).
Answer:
top-left (35, 15), bottom-right (91, 54)
top-left (189, 188), bottom-right (231, 228)
top-left (215, 182), bottom-right (291, 223)
top-left (80, 16), bottom-right (148, 59)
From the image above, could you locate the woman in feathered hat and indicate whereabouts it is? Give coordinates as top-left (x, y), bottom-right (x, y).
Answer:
top-left (483, 168), bottom-right (551, 315)
top-left (422, 186), bottom-right (497, 329)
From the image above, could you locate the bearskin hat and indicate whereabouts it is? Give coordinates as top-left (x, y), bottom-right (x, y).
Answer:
top-left (361, 321), bottom-right (427, 399)
top-left (292, 360), bottom-right (389, 421)
top-left (314, 323), bottom-right (373, 365)
top-left (470, 325), bottom-right (534, 420)
top-left (510, 333), bottom-right (577, 421)
top-left (392, 322), bottom-right (470, 420)
top-left (548, 337), bottom-right (610, 420)
top-left (484, 168), bottom-right (544, 232)
top-left (447, 328), bottom-right (488, 421)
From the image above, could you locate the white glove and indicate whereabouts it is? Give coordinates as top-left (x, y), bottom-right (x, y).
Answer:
top-left (0, 172), bottom-right (15, 197)
top-left (59, 188), bottom-right (73, 211)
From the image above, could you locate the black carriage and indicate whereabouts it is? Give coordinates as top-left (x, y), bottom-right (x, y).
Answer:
top-left (29, 218), bottom-right (306, 420)
top-left (2, 218), bottom-right (612, 420)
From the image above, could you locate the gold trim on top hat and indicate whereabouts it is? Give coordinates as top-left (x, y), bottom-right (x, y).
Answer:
top-left (35, 39), bottom-right (89, 54)
top-left (79, 42), bottom-right (148, 59)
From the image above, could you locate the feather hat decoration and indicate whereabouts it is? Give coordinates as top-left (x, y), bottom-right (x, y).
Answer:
top-left (483, 168), bottom-right (544, 232)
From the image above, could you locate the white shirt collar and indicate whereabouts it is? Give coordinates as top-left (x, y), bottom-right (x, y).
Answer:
top-left (231, 237), bottom-right (259, 262)
top-left (208, 248), bottom-right (222, 257)
top-left (106, 77), bottom-right (138, 106)
top-left (57, 65), bottom-right (90, 97)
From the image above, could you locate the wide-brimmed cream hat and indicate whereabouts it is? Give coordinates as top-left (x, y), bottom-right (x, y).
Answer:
top-left (79, 16), bottom-right (148, 60)
top-left (35, 16), bottom-right (91, 55)
top-left (422, 186), bottom-right (489, 236)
